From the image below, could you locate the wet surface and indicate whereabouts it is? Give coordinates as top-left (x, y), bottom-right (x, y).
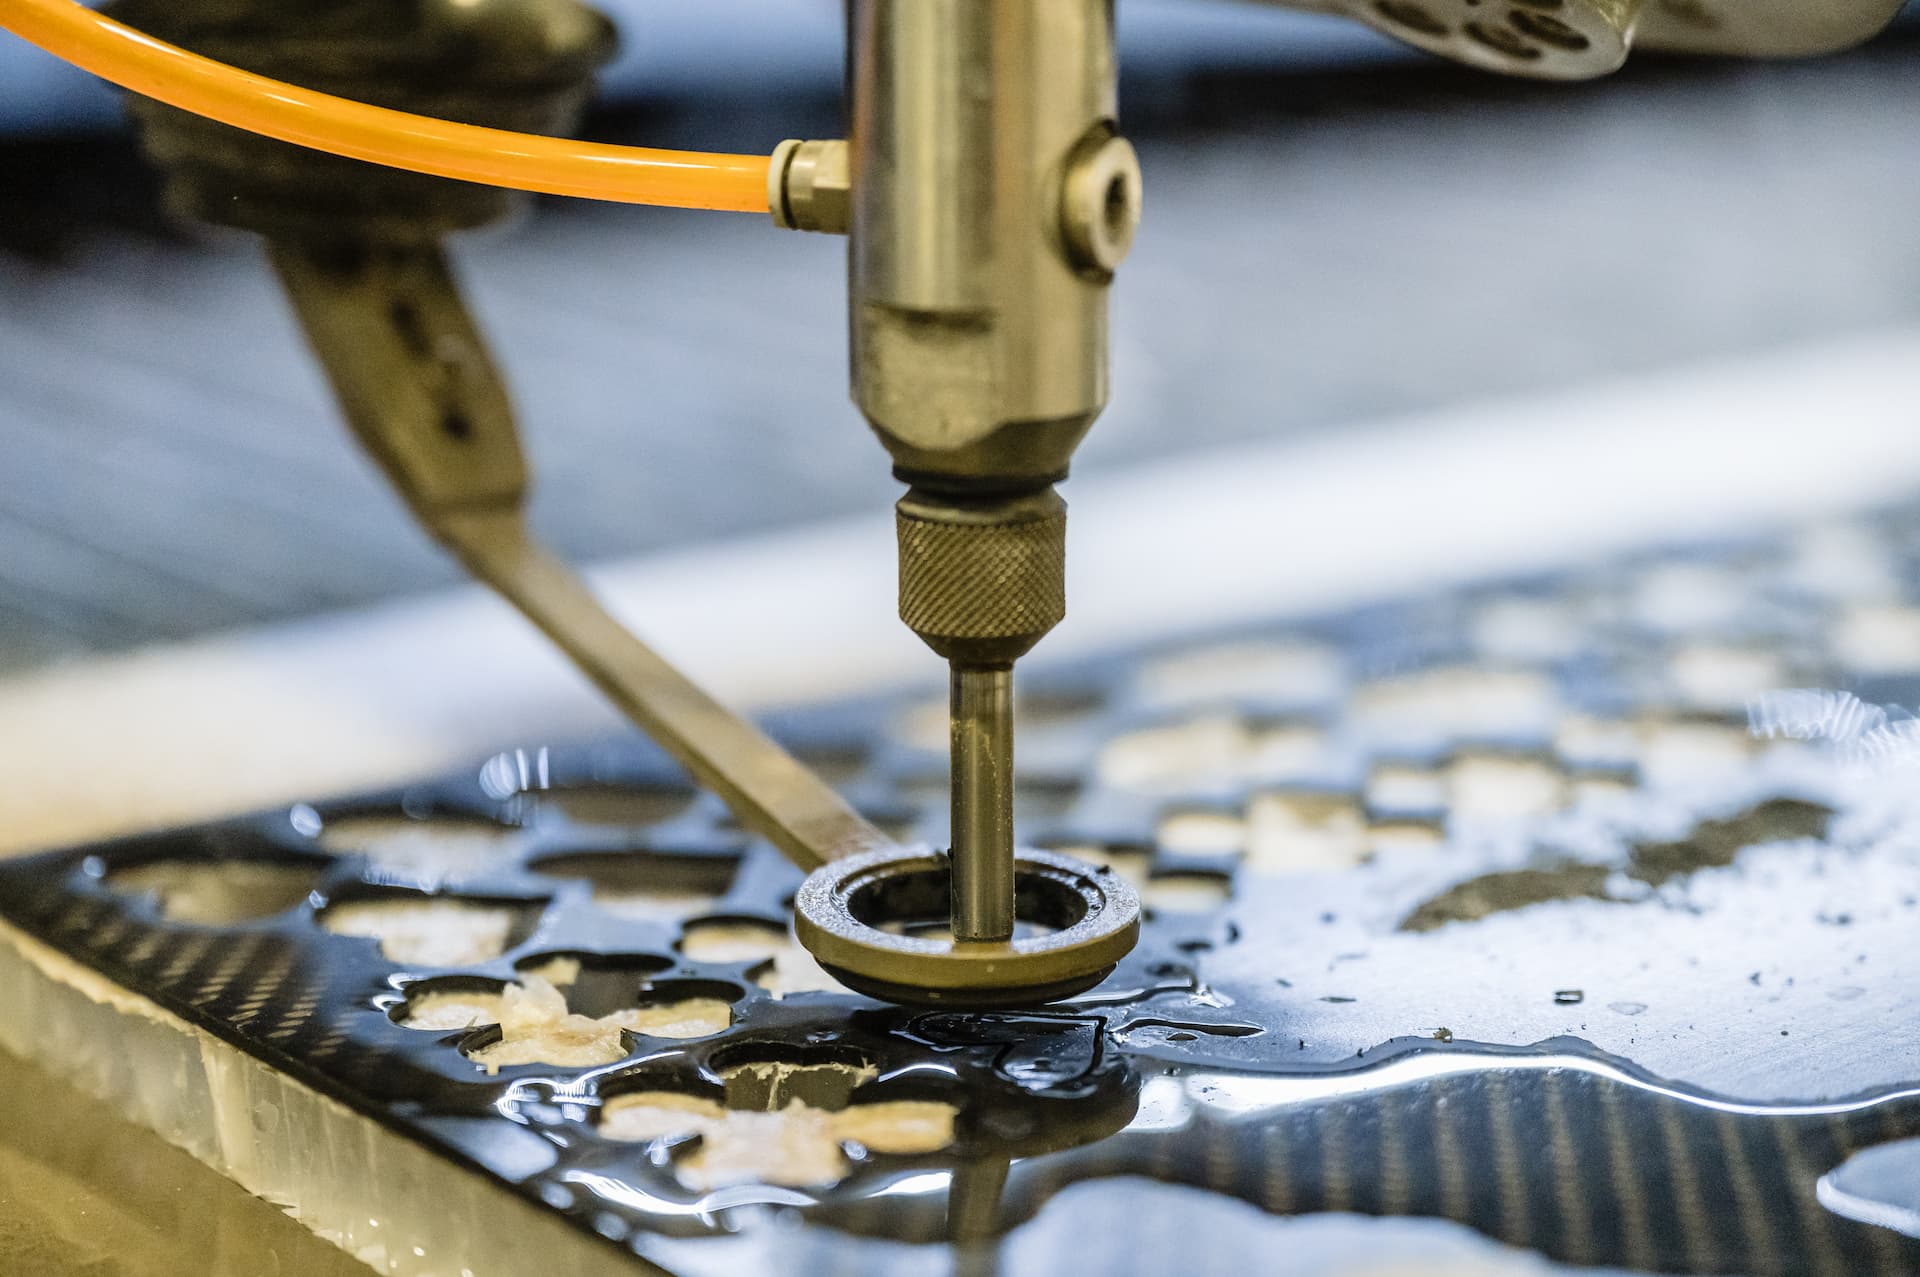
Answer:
top-left (1819, 1136), bottom-right (1920, 1241)
top-left (1399, 798), bottom-right (1833, 930)
top-left (9, 509), bottom-right (1920, 1272)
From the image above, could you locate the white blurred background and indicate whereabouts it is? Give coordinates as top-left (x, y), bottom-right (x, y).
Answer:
top-left (0, 0), bottom-right (1917, 675)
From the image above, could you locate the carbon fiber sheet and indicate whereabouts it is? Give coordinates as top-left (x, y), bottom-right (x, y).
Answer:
top-left (5, 505), bottom-right (1920, 1275)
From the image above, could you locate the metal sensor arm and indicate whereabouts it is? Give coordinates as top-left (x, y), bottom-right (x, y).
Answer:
top-left (268, 241), bottom-right (892, 872)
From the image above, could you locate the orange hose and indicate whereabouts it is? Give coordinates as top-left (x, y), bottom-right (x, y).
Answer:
top-left (0, 0), bottom-right (772, 213)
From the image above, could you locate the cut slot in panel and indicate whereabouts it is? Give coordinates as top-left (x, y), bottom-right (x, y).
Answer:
top-left (105, 857), bottom-right (327, 924)
top-left (394, 976), bottom-right (511, 1031)
top-left (531, 848), bottom-right (741, 925)
top-left (526, 784), bottom-right (697, 830)
top-left (1135, 639), bottom-right (1345, 709)
top-left (459, 977), bottom-right (738, 1072)
top-left (607, 981), bottom-right (739, 1040)
top-left (317, 815), bottom-right (523, 881)
top-left (1245, 793), bottom-right (1368, 874)
top-left (463, 978), bottom-right (631, 1072)
top-left (510, 953), bottom-right (736, 1038)
top-left (510, 950), bottom-right (674, 1009)
top-left (1351, 667), bottom-right (1560, 747)
top-left (597, 1052), bottom-right (957, 1190)
top-left (318, 892), bottom-right (546, 967)
top-left (1098, 714), bottom-right (1257, 793)
top-left (710, 1045), bottom-right (880, 1112)
top-left (1048, 842), bottom-right (1153, 892)
top-left (1158, 809), bottom-right (1248, 859)
top-left (679, 917), bottom-right (790, 965)
top-left (1139, 872), bottom-right (1233, 915)
top-left (1445, 753), bottom-right (1567, 821)
top-left (745, 944), bottom-right (850, 1000)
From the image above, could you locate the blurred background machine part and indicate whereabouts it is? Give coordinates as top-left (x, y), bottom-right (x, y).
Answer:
top-left (0, 1), bottom-right (1915, 667)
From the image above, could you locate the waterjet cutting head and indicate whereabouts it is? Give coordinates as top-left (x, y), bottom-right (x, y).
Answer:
top-left (781, 0), bottom-right (1146, 1005)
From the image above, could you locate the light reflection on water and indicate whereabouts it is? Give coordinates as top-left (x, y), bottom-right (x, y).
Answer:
top-left (1167, 1045), bottom-right (1920, 1121)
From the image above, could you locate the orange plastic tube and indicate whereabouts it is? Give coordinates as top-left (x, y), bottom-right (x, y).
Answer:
top-left (0, 0), bottom-right (771, 212)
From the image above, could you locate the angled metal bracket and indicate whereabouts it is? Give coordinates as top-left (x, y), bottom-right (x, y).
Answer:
top-left (268, 239), bottom-right (892, 873)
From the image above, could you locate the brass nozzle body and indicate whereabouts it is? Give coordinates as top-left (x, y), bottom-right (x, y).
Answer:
top-left (849, 0), bottom-right (1138, 955)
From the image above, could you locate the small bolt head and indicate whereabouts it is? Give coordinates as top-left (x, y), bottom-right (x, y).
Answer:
top-left (1061, 132), bottom-right (1143, 277)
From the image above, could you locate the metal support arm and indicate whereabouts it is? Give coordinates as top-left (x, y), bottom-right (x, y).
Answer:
top-left (268, 239), bottom-right (892, 872)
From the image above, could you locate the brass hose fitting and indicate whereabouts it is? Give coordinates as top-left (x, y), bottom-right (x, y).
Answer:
top-left (768, 137), bottom-right (850, 235)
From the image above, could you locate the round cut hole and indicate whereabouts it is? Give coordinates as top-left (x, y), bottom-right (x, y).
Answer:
top-left (747, 946), bottom-right (850, 999)
top-left (1246, 792), bottom-right (1368, 875)
top-left (396, 978), bottom-right (510, 1031)
top-left (320, 894), bottom-right (543, 967)
top-left (1158, 809), bottom-right (1248, 859)
top-left (718, 1054), bottom-right (878, 1112)
top-left (608, 997), bottom-right (734, 1040)
top-left (599, 1061), bottom-right (957, 1190)
top-left (1140, 872), bottom-right (1232, 915)
top-left (467, 977), bottom-right (629, 1072)
top-left (533, 850), bottom-right (740, 925)
top-left (680, 918), bottom-right (790, 965)
top-left (318, 816), bottom-right (521, 880)
top-left (107, 858), bottom-right (324, 924)
top-left (530, 784), bottom-right (695, 829)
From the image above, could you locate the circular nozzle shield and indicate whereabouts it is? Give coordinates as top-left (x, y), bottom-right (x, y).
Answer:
top-left (793, 846), bottom-right (1140, 1008)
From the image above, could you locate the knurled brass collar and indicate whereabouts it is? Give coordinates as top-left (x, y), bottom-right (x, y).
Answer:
top-left (895, 489), bottom-right (1068, 666)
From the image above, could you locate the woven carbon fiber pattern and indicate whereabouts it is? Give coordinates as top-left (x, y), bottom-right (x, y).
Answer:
top-left (896, 504), bottom-right (1066, 649)
top-left (8, 504), bottom-right (1920, 1274)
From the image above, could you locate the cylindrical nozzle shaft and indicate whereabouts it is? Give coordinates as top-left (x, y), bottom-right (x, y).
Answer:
top-left (950, 663), bottom-right (1016, 942)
